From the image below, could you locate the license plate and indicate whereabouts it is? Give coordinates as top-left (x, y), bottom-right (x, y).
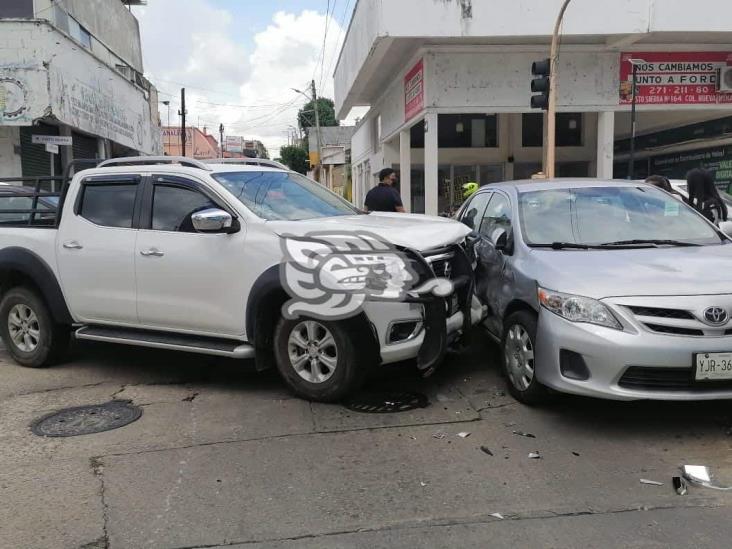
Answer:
top-left (695, 353), bottom-right (732, 381)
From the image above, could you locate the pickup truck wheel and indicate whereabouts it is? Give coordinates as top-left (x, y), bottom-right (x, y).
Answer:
top-left (274, 317), bottom-right (365, 402)
top-left (501, 311), bottom-right (549, 405)
top-left (0, 287), bottom-right (69, 368)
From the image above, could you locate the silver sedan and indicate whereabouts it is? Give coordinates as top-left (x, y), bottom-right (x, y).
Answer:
top-left (458, 179), bottom-right (732, 403)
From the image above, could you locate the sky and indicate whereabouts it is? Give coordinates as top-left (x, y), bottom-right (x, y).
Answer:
top-left (131, 0), bottom-right (363, 158)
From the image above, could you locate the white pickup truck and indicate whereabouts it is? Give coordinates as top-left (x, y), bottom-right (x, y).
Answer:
top-left (0, 157), bottom-right (481, 401)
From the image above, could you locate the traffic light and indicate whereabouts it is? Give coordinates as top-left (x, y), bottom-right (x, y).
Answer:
top-left (530, 58), bottom-right (551, 110)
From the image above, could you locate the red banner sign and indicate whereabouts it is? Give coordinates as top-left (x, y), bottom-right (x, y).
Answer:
top-left (619, 52), bottom-right (732, 105)
top-left (404, 59), bottom-right (424, 121)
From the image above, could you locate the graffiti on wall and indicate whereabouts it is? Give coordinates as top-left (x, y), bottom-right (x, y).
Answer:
top-left (0, 77), bottom-right (28, 122)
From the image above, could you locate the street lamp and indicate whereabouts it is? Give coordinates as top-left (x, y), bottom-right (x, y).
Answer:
top-left (292, 83), bottom-right (323, 184)
top-left (160, 100), bottom-right (171, 151)
top-left (627, 58), bottom-right (647, 180)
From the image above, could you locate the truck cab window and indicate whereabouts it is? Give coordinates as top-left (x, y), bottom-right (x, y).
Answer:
top-left (79, 184), bottom-right (137, 228)
top-left (152, 185), bottom-right (217, 232)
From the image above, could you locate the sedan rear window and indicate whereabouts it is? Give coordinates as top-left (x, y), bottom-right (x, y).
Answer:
top-left (519, 186), bottom-right (722, 246)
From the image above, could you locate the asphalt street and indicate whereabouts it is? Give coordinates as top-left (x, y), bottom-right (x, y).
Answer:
top-left (1, 337), bottom-right (731, 548)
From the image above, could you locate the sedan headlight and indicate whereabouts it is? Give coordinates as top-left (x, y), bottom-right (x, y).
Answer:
top-left (538, 287), bottom-right (622, 330)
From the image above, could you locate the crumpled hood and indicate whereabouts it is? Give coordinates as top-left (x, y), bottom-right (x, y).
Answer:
top-left (533, 244), bottom-right (732, 299)
top-left (267, 213), bottom-right (470, 251)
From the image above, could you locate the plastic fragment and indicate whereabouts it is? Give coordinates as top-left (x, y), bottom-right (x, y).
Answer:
top-left (673, 476), bottom-right (688, 495)
top-left (480, 446), bottom-right (494, 456)
top-left (457, 432), bottom-right (471, 438)
top-left (681, 465), bottom-right (732, 491)
top-left (490, 513), bottom-right (504, 520)
top-left (512, 430), bottom-right (536, 438)
top-left (528, 451), bottom-right (541, 459)
top-left (640, 479), bottom-right (664, 486)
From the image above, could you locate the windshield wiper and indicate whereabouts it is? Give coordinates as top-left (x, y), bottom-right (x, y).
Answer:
top-left (599, 239), bottom-right (701, 248)
top-left (530, 242), bottom-right (602, 250)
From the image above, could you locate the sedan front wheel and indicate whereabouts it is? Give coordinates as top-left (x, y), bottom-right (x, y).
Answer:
top-left (501, 310), bottom-right (549, 405)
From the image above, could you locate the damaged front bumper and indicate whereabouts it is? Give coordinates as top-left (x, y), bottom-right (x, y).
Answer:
top-left (363, 242), bottom-right (484, 369)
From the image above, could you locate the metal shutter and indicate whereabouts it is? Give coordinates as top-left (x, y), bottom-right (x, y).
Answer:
top-left (72, 132), bottom-right (99, 161)
top-left (20, 125), bottom-right (61, 178)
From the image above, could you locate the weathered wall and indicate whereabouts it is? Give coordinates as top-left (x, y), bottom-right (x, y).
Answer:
top-left (427, 50), bottom-right (621, 112)
top-left (0, 126), bottom-right (21, 178)
top-left (34, 0), bottom-right (143, 71)
top-left (0, 21), bottom-right (161, 154)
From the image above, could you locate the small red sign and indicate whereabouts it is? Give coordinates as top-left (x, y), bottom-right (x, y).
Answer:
top-left (404, 59), bottom-right (424, 121)
top-left (619, 52), bottom-right (732, 105)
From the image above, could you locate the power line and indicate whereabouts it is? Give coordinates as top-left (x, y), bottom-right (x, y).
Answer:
top-left (314, 0), bottom-right (333, 88)
top-left (323, 0), bottom-right (353, 86)
top-left (194, 99), bottom-right (290, 109)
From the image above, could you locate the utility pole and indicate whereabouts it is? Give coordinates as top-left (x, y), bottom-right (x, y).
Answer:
top-left (626, 58), bottom-right (647, 180)
top-left (545, 0), bottom-right (572, 179)
top-left (179, 88), bottom-right (187, 157)
top-left (311, 79), bottom-right (323, 184)
top-left (219, 123), bottom-right (225, 158)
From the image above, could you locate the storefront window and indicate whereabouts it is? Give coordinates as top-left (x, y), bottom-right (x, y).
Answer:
top-left (410, 120), bottom-right (425, 148)
top-left (411, 168), bottom-right (425, 214)
top-left (438, 114), bottom-right (498, 148)
top-left (522, 113), bottom-right (584, 147)
top-left (479, 164), bottom-right (504, 184)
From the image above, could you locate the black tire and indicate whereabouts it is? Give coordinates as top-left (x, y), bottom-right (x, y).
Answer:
top-left (501, 310), bottom-right (549, 405)
top-left (273, 316), bottom-right (366, 402)
top-left (0, 286), bottom-right (70, 368)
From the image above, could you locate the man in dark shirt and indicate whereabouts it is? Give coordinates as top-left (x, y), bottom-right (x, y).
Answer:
top-left (364, 168), bottom-right (405, 212)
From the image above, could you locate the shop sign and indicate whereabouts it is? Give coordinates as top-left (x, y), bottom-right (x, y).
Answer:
top-left (404, 58), bottom-right (424, 121)
top-left (225, 135), bottom-right (243, 153)
top-left (651, 146), bottom-right (732, 190)
top-left (619, 52), bottom-right (732, 105)
top-left (31, 135), bottom-right (72, 146)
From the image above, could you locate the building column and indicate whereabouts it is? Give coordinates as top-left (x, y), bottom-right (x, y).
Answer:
top-left (596, 111), bottom-right (615, 179)
top-left (424, 112), bottom-right (439, 216)
top-left (399, 129), bottom-right (412, 212)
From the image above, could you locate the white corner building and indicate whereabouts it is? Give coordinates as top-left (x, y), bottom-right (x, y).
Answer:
top-left (334, 0), bottom-right (732, 215)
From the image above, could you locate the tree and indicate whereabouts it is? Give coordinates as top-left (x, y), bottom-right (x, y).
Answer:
top-left (280, 145), bottom-right (309, 174)
top-left (298, 98), bottom-right (338, 131)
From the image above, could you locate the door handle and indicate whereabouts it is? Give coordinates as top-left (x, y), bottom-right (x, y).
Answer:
top-left (63, 241), bottom-right (83, 250)
top-left (140, 248), bottom-right (165, 257)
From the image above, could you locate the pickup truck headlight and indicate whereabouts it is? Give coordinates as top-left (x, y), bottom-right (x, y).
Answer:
top-left (538, 287), bottom-right (622, 330)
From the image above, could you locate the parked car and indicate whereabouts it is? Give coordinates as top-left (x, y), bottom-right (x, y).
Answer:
top-left (457, 178), bottom-right (732, 403)
top-left (0, 183), bottom-right (59, 225)
top-left (204, 157), bottom-right (289, 170)
top-left (0, 157), bottom-right (481, 401)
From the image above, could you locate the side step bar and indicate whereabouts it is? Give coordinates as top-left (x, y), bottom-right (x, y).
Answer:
top-left (75, 326), bottom-right (255, 359)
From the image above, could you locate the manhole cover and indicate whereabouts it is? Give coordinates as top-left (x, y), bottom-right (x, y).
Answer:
top-left (31, 401), bottom-right (142, 437)
top-left (343, 391), bottom-right (429, 413)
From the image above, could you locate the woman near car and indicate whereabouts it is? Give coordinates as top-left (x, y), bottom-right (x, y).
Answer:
top-left (686, 168), bottom-right (728, 224)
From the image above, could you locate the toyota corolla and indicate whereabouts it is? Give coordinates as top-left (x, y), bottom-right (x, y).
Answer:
top-left (457, 179), bottom-right (732, 403)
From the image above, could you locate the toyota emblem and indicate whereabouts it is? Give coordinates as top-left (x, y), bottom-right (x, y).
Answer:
top-left (703, 307), bottom-right (729, 326)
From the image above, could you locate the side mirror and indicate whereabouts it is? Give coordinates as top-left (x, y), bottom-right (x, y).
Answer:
top-left (191, 208), bottom-right (238, 234)
top-left (491, 228), bottom-right (511, 254)
top-left (719, 220), bottom-right (732, 238)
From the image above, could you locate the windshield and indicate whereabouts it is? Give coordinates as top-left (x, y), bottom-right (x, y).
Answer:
top-left (212, 171), bottom-right (359, 220)
top-left (519, 186), bottom-right (722, 247)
